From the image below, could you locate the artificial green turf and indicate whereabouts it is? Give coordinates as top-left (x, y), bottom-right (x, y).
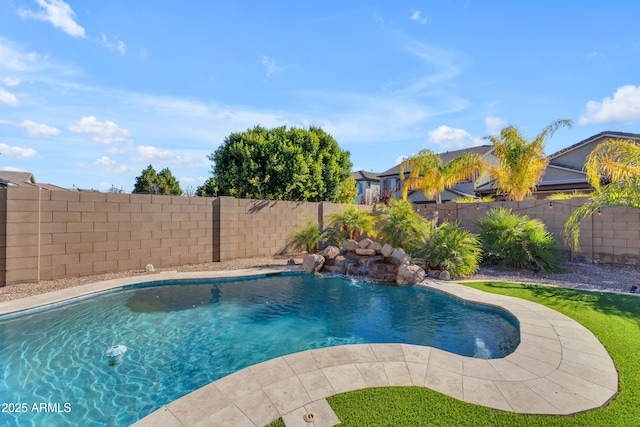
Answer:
top-left (320, 283), bottom-right (640, 426)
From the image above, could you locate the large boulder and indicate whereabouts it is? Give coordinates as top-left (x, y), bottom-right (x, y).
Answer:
top-left (380, 243), bottom-right (394, 257)
top-left (368, 241), bottom-right (383, 253)
top-left (438, 270), bottom-right (451, 281)
top-left (343, 239), bottom-right (359, 251)
top-left (303, 254), bottom-right (325, 274)
top-left (388, 248), bottom-right (411, 266)
top-left (321, 246), bottom-right (341, 263)
top-left (358, 238), bottom-right (374, 249)
top-left (355, 248), bottom-right (377, 256)
top-left (396, 264), bottom-right (426, 286)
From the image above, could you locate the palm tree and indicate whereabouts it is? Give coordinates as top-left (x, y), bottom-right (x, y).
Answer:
top-left (484, 119), bottom-right (572, 201)
top-left (564, 139), bottom-right (640, 250)
top-left (326, 206), bottom-right (377, 240)
top-left (399, 149), bottom-right (485, 204)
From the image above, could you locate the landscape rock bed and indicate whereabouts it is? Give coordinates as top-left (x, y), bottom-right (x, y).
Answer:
top-left (303, 238), bottom-right (427, 286)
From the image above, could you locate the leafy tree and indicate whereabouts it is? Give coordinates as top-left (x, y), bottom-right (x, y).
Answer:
top-left (377, 199), bottom-right (430, 253)
top-left (399, 149), bottom-right (485, 204)
top-left (326, 206), bottom-right (377, 240)
top-left (196, 177), bottom-right (218, 196)
top-left (133, 165), bottom-right (158, 194)
top-left (564, 139), bottom-right (640, 250)
top-left (133, 165), bottom-right (182, 195)
top-left (334, 175), bottom-right (358, 204)
top-left (484, 119), bottom-right (572, 201)
top-left (156, 167), bottom-right (182, 195)
top-left (207, 125), bottom-right (353, 202)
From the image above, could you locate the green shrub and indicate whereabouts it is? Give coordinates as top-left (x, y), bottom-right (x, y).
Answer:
top-left (377, 199), bottom-right (430, 254)
top-left (545, 191), bottom-right (591, 200)
top-left (475, 208), bottom-right (563, 272)
top-left (414, 221), bottom-right (481, 278)
top-left (326, 206), bottom-right (377, 240)
top-left (289, 218), bottom-right (324, 253)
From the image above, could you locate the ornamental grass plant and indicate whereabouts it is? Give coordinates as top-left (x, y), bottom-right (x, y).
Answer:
top-left (475, 208), bottom-right (563, 273)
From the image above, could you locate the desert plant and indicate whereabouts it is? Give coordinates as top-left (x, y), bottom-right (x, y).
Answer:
top-left (476, 208), bottom-right (563, 272)
top-left (326, 206), bottom-right (377, 240)
top-left (564, 139), bottom-right (640, 250)
top-left (399, 149), bottom-right (485, 203)
top-left (289, 218), bottom-right (325, 253)
top-left (377, 199), bottom-right (430, 254)
top-left (414, 221), bottom-right (481, 278)
top-left (484, 119), bottom-right (572, 201)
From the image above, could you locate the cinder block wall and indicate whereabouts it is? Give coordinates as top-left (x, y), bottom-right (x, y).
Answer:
top-left (421, 198), bottom-right (639, 264)
top-left (213, 197), bottom-right (321, 261)
top-left (3, 186), bottom-right (639, 286)
top-left (1, 187), bottom-right (214, 285)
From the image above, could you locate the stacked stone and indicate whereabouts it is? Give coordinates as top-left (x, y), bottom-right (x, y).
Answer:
top-left (302, 238), bottom-right (427, 286)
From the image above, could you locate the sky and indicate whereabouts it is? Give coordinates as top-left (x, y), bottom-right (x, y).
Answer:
top-left (1, 1), bottom-right (640, 192)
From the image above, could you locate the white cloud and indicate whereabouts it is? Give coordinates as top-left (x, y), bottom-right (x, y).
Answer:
top-left (410, 9), bottom-right (428, 24)
top-left (0, 166), bottom-right (28, 172)
top-left (2, 77), bottom-right (21, 86)
top-left (395, 155), bottom-right (409, 165)
top-left (69, 116), bottom-right (130, 144)
top-left (485, 116), bottom-right (506, 135)
top-left (137, 145), bottom-right (191, 164)
top-left (428, 125), bottom-right (482, 149)
top-left (261, 55), bottom-right (283, 78)
top-left (0, 142), bottom-right (38, 158)
top-left (96, 33), bottom-right (126, 55)
top-left (94, 156), bottom-right (132, 173)
top-left (580, 85), bottom-right (640, 125)
top-left (20, 120), bottom-right (61, 137)
top-left (0, 87), bottom-right (19, 106)
top-left (181, 176), bottom-right (195, 183)
top-left (17, 0), bottom-right (85, 38)
top-left (140, 45), bottom-right (148, 59)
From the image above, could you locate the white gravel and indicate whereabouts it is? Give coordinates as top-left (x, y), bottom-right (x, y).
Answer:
top-left (1, 256), bottom-right (639, 303)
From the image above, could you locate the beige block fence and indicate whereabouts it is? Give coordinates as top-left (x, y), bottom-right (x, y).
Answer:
top-left (0, 187), bottom-right (638, 286)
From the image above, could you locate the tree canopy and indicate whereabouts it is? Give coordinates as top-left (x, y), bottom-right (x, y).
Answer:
top-left (202, 125), bottom-right (354, 202)
top-left (484, 119), bottom-right (572, 201)
top-left (133, 165), bottom-right (183, 195)
top-left (399, 149), bottom-right (485, 203)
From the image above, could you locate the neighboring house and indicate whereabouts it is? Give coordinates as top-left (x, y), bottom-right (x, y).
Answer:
top-left (378, 145), bottom-right (496, 204)
top-left (475, 131), bottom-right (640, 199)
top-left (352, 170), bottom-right (380, 204)
top-left (0, 171), bottom-right (76, 191)
top-left (538, 130), bottom-right (640, 197)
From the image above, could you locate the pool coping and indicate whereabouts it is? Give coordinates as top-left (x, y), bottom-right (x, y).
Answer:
top-left (0, 269), bottom-right (619, 426)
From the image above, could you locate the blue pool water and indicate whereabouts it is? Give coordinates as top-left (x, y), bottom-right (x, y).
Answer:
top-left (0, 273), bottom-right (519, 426)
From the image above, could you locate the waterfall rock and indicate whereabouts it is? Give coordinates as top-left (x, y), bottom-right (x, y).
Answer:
top-left (396, 264), bottom-right (426, 286)
top-left (380, 243), bottom-right (394, 257)
top-left (303, 254), bottom-right (326, 273)
top-left (343, 239), bottom-right (359, 251)
top-left (358, 238), bottom-right (374, 249)
top-left (355, 248), bottom-right (376, 256)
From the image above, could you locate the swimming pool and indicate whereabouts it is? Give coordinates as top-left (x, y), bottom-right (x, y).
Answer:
top-left (0, 273), bottom-right (519, 426)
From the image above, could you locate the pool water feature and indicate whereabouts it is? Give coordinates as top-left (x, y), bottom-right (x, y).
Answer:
top-left (0, 273), bottom-right (519, 427)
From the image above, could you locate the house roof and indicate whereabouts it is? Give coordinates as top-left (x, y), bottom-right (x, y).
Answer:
top-left (0, 171), bottom-right (38, 187)
top-left (0, 171), bottom-right (78, 191)
top-left (352, 170), bottom-right (380, 182)
top-left (548, 131), bottom-right (640, 160)
top-left (378, 145), bottom-right (494, 177)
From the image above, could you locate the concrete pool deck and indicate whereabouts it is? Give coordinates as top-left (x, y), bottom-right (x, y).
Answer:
top-left (0, 269), bottom-right (619, 427)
